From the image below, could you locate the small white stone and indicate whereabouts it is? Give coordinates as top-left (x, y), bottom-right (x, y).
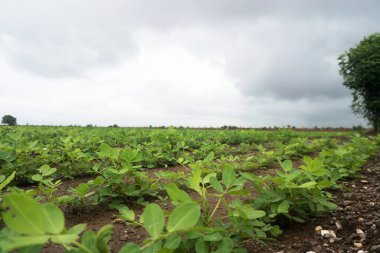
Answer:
top-left (329, 230), bottom-right (337, 238)
top-left (315, 226), bottom-right (322, 232)
top-left (354, 242), bottom-right (363, 249)
top-left (321, 230), bottom-right (330, 238)
top-left (356, 228), bottom-right (366, 241)
top-left (356, 228), bottom-right (364, 234)
top-left (306, 251), bottom-right (316, 253)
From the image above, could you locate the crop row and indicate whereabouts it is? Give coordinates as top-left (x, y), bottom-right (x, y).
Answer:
top-left (0, 127), bottom-right (346, 182)
top-left (0, 128), bottom-right (377, 253)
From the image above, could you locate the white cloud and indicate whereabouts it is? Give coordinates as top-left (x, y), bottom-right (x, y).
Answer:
top-left (0, 0), bottom-right (376, 127)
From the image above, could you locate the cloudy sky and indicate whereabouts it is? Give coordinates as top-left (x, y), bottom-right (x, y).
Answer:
top-left (0, 0), bottom-right (379, 127)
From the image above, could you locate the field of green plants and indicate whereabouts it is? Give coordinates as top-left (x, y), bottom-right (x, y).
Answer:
top-left (0, 126), bottom-right (379, 253)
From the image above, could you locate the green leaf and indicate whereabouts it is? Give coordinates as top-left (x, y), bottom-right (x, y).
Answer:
top-left (240, 172), bottom-right (260, 182)
top-left (195, 238), bottom-right (209, 253)
top-left (118, 206), bottom-right (135, 221)
top-left (0, 171), bottom-right (16, 190)
top-left (298, 181), bottom-right (317, 189)
top-left (142, 241), bottom-right (162, 253)
top-left (232, 248), bottom-right (247, 253)
top-left (80, 230), bottom-right (97, 251)
top-left (251, 220), bottom-right (266, 227)
top-left (0, 235), bottom-right (50, 252)
top-left (212, 238), bottom-right (234, 253)
top-left (40, 203), bottom-right (65, 234)
top-left (317, 181), bottom-right (334, 189)
top-left (277, 201), bottom-right (289, 214)
top-left (31, 175), bottom-right (43, 182)
top-left (202, 173), bottom-right (217, 184)
top-left (165, 183), bottom-right (192, 204)
top-left (156, 249), bottom-right (172, 253)
top-left (315, 197), bottom-right (337, 209)
top-left (45, 168), bottom-right (57, 177)
top-left (98, 143), bottom-right (119, 159)
top-left (141, 204), bottom-right (164, 239)
top-left (67, 224), bottom-right (86, 236)
top-left (209, 176), bottom-right (223, 193)
top-left (74, 183), bottom-right (90, 196)
top-left (280, 160), bottom-right (293, 172)
top-left (204, 152), bottom-right (215, 162)
top-left (167, 202), bottom-right (200, 233)
top-left (189, 166), bottom-right (202, 194)
top-left (38, 165), bottom-right (50, 174)
top-left (0, 150), bottom-right (8, 161)
top-left (203, 233), bottom-right (223, 242)
top-left (291, 216), bottom-right (306, 223)
top-left (7, 131), bottom-right (23, 141)
top-left (3, 193), bottom-right (46, 235)
top-left (240, 206), bottom-right (266, 219)
top-left (99, 143), bottom-right (111, 156)
top-left (39, 165), bottom-right (56, 176)
top-left (50, 234), bottom-right (81, 244)
top-left (254, 228), bottom-right (266, 238)
top-left (2, 193), bottom-right (66, 239)
top-left (0, 227), bottom-right (80, 251)
top-left (96, 224), bottom-right (113, 253)
top-left (228, 189), bottom-right (249, 196)
top-left (118, 243), bottom-right (141, 253)
top-left (186, 230), bottom-right (202, 240)
top-left (164, 234), bottom-right (181, 250)
top-left (18, 245), bottom-right (44, 253)
top-left (222, 169), bottom-right (236, 187)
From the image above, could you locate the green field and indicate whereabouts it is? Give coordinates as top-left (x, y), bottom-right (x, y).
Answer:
top-left (0, 126), bottom-right (378, 252)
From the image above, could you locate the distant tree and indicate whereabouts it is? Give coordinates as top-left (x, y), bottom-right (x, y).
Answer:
top-left (338, 33), bottom-right (380, 131)
top-left (353, 125), bottom-right (364, 132)
top-left (1, 115), bottom-right (17, 126)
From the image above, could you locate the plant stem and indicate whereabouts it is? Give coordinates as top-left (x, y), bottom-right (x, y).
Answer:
top-left (207, 183), bottom-right (231, 223)
top-left (72, 241), bottom-right (92, 253)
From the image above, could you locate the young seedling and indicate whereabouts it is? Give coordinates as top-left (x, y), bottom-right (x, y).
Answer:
top-left (32, 165), bottom-right (62, 201)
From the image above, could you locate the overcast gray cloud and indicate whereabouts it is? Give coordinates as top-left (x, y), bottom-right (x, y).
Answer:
top-left (0, 0), bottom-right (378, 127)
